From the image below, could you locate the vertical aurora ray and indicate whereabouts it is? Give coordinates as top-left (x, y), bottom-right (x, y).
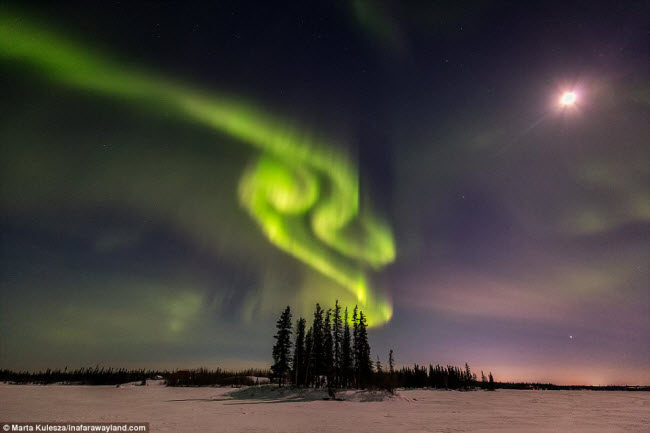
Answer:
top-left (0, 11), bottom-right (395, 325)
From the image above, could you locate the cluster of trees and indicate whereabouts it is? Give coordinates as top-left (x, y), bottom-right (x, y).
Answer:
top-left (393, 364), bottom-right (495, 390)
top-left (496, 382), bottom-right (650, 391)
top-left (271, 302), bottom-right (496, 391)
top-left (271, 301), bottom-right (373, 388)
top-left (0, 367), bottom-right (271, 387)
top-left (0, 367), bottom-right (157, 385)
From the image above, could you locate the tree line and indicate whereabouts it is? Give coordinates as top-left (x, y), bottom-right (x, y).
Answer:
top-left (0, 366), bottom-right (270, 386)
top-left (394, 363), bottom-right (495, 390)
top-left (0, 367), bottom-right (156, 385)
top-left (4, 365), bottom-right (645, 391)
top-left (270, 302), bottom-right (496, 391)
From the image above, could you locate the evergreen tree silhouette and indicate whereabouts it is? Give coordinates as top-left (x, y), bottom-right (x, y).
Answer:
top-left (304, 327), bottom-right (314, 387)
top-left (464, 363), bottom-right (472, 389)
top-left (356, 311), bottom-right (372, 388)
top-left (341, 307), bottom-right (353, 387)
top-left (332, 300), bottom-right (342, 387)
top-left (292, 317), bottom-right (306, 386)
top-left (311, 304), bottom-right (325, 386)
top-left (352, 305), bottom-right (359, 387)
top-left (271, 306), bottom-right (292, 387)
top-left (323, 308), bottom-right (334, 386)
top-left (488, 372), bottom-right (495, 391)
top-left (386, 349), bottom-right (396, 391)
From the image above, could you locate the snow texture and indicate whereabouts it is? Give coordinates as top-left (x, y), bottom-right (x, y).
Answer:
top-left (1, 383), bottom-right (648, 432)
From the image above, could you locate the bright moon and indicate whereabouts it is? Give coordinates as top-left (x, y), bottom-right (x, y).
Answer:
top-left (560, 91), bottom-right (577, 106)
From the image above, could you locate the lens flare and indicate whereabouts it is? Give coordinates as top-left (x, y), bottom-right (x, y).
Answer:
top-left (0, 10), bottom-right (395, 326)
top-left (559, 91), bottom-right (577, 106)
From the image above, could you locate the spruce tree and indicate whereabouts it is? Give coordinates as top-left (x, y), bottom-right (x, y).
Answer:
top-left (304, 327), bottom-right (314, 387)
top-left (341, 307), bottom-right (353, 387)
top-left (488, 372), bottom-right (495, 391)
top-left (292, 317), bottom-right (306, 386)
top-left (352, 305), bottom-right (359, 386)
top-left (464, 363), bottom-right (472, 389)
top-left (323, 309), bottom-right (334, 386)
top-left (356, 311), bottom-right (372, 388)
top-left (311, 304), bottom-right (325, 386)
top-left (387, 349), bottom-right (396, 391)
top-left (332, 300), bottom-right (342, 386)
top-left (271, 306), bottom-right (293, 387)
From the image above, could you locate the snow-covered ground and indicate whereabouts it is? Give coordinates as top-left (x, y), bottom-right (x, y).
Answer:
top-left (1, 382), bottom-right (647, 432)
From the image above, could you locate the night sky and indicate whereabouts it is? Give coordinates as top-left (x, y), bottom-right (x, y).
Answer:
top-left (1, 1), bottom-right (648, 385)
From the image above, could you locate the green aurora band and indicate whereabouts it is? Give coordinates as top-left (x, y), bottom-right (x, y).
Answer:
top-left (0, 11), bottom-right (395, 325)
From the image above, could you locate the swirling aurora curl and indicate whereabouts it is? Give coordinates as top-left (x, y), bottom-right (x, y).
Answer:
top-left (0, 11), bottom-right (395, 325)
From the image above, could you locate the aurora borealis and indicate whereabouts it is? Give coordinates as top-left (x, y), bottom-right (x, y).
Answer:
top-left (0, 8), bottom-right (394, 324)
top-left (1, 1), bottom-right (648, 385)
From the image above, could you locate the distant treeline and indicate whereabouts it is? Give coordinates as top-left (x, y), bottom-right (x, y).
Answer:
top-left (270, 302), bottom-right (496, 391)
top-left (3, 367), bottom-right (646, 391)
top-left (496, 382), bottom-right (650, 391)
top-left (0, 367), bottom-right (159, 385)
top-left (393, 363), bottom-right (495, 390)
top-left (0, 366), bottom-right (270, 387)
